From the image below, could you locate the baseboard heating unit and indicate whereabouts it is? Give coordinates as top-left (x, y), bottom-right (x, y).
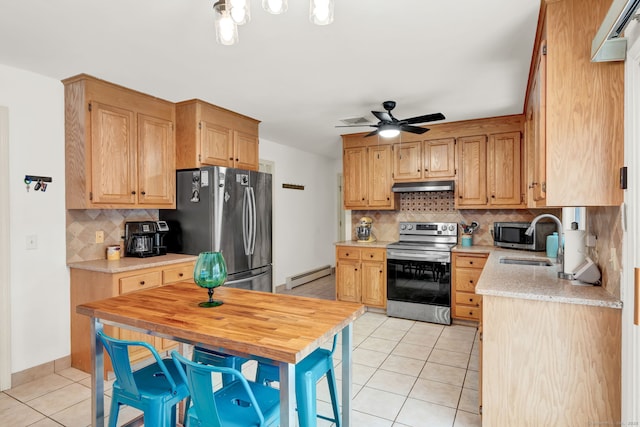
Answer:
top-left (285, 265), bottom-right (332, 290)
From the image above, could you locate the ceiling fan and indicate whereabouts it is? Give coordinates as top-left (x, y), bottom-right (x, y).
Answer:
top-left (337, 101), bottom-right (446, 138)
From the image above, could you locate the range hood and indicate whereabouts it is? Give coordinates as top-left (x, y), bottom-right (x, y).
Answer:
top-left (591, 0), bottom-right (640, 62)
top-left (392, 180), bottom-right (455, 193)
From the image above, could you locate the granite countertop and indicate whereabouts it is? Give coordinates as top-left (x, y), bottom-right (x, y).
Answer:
top-left (473, 247), bottom-right (622, 309)
top-left (335, 240), bottom-right (395, 249)
top-left (67, 253), bottom-right (198, 274)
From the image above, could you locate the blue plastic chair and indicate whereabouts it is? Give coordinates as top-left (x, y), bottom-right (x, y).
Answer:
top-left (192, 347), bottom-right (248, 387)
top-left (97, 331), bottom-right (189, 427)
top-left (171, 350), bottom-right (280, 427)
top-left (255, 335), bottom-right (341, 427)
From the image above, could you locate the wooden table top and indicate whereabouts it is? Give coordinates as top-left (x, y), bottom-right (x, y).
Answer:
top-left (77, 282), bottom-right (365, 364)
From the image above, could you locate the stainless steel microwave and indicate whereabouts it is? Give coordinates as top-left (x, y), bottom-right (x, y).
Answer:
top-left (493, 221), bottom-right (556, 251)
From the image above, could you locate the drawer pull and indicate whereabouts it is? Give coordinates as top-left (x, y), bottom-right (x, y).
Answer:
top-left (469, 298), bottom-right (473, 302)
top-left (370, 254), bottom-right (374, 258)
top-left (469, 311), bottom-right (473, 315)
top-left (139, 281), bottom-right (145, 285)
top-left (469, 280), bottom-right (474, 284)
top-left (469, 261), bottom-right (474, 265)
top-left (178, 273), bottom-right (184, 277)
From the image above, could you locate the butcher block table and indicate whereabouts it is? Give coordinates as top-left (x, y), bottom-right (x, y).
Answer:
top-left (76, 281), bottom-right (365, 427)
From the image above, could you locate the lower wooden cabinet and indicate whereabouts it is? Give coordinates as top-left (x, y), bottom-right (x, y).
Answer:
top-left (70, 260), bottom-right (195, 374)
top-left (452, 252), bottom-right (488, 321)
top-left (335, 245), bottom-right (386, 309)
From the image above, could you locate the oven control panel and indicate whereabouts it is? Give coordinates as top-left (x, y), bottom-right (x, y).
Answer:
top-left (399, 222), bottom-right (457, 237)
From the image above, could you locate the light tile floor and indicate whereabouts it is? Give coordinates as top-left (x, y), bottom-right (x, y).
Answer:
top-left (1, 275), bottom-right (481, 427)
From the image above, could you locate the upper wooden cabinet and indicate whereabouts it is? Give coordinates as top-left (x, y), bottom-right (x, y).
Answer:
top-left (175, 99), bottom-right (260, 171)
top-left (64, 74), bottom-right (176, 209)
top-left (524, 0), bottom-right (624, 207)
top-left (457, 131), bottom-right (524, 209)
top-left (393, 138), bottom-right (456, 181)
top-left (342, 134), bottom-right (397, 210)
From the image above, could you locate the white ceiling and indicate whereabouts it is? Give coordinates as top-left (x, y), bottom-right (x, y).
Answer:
top-left (0, 0), bottom-right (541, 159)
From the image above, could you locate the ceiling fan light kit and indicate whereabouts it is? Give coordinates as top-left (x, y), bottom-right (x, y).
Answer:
top-left (337, 100), bottom-right (446, 138)
top-left (214, 0), bottom-right (333, 45)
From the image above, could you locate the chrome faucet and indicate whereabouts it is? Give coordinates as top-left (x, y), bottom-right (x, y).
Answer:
top-left (526, 213), bottom-right (570, 279)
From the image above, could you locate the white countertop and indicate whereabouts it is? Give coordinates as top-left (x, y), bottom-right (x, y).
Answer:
top-left (472, 247), bottom-right (621, 309)
top-left (68, 253), bottom-right (198, 273)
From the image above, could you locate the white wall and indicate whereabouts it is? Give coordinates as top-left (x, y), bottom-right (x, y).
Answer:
top-left (259, 138), bottom-right (340, 287)
top-left (0, 64), bottom-right (68, 373)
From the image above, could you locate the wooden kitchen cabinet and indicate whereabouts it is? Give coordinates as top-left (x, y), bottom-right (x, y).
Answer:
top-left (482, 295), bottom-right (621, 425)
top-left (452, 252), bottom-right (487, 321)
top-left (342, 134), bottom-right (397, 210)
top-left (63, 74), bottom-right (176, 209)
top-left (392, 137), bottom-right (456, 182)
top-left (175, 99), bottom-right (260, 171)
top-left (335, 245), bottom-right (386, 308)
top-left (70, 260), bottom-right (195, 374)
top-left (524, 0), bottom-right (623, 207)
top-left (457, 132), bottom-right (523, 209)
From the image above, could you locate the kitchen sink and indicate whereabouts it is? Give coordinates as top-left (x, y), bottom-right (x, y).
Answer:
top-left (499, 257), bottom-right (553, 267)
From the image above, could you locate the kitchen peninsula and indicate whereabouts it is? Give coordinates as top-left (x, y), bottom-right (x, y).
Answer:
top-left (476, 249), bottom-right (621, 425)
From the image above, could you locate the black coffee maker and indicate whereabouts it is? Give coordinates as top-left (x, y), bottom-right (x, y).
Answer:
top-left (124, 221), bottom-right (169, 257)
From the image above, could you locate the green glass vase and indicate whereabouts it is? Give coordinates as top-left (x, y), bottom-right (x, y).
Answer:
top-left (193, 252), bottom-right (227, 307)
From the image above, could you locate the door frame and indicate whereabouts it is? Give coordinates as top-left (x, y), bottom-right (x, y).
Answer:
top-left (0, 106), bottom-right (11, 390)
top-left (622, 30), bottom-right (640, 423)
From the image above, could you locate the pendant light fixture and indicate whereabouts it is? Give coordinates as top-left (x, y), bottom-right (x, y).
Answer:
top-left (262, 0), bottom-right (288, 15)
top-left (310, 0), bottom-right (334, 25)
top-left (213, 0), bottom-right (333, 45)
top-left (213, 0), bottom-right (239, 45)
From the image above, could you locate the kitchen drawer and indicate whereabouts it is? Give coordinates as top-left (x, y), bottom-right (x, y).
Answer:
top-left (119, 271), bottom-right (162, 294)
top-left (456, 255), bottom-right (487, 269)
top-left (455, 269), bottom-right (482, 292)
top-left (361, 249), bottom-right (385, 262)
top-left (337, 247), bottom-right (361, 260)
top-left (455, 292), bottom-right (482, 307)
top-left (163, 264), bottom-right (194, 284)
top-left (455, 304), bottom-right (481, 320)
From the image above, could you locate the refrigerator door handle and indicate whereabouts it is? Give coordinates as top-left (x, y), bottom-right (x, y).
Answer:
top-left (248, 187), bottom-right (257, 255)
top-left (225, 269), bottom-right (270, 285)
top-left (242, 187), bottom-right (251, 255)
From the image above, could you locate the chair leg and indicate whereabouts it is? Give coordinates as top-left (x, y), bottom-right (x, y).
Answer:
top-left (326, 367), bottom-right (341, 427)
top-left (108, 400), bottom-right (120, 427)
top-left (296, 371), bottom-right (317, 427)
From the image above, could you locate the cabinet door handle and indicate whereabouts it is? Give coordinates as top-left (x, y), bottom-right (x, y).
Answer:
top-left (131, 191), bottom-right (136, 195)
top-left (139, 280), bottom-right (145, 285)
top-left (346, 253), bottom-right (349, 256)
top-left (141, 191), bottom-right (146, 195)
top-left (229, 157), bottom-right (234, 160)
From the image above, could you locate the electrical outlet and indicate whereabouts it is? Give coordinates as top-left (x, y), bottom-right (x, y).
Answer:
top-left (95, 230), bottom-right (104, 244)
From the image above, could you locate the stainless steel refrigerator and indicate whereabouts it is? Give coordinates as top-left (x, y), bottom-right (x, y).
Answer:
top-left (160, 167), bottom-right (272, 293)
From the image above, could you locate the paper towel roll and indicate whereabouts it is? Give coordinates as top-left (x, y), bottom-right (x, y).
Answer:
top-left (564, 229), bottom-right (586, 274)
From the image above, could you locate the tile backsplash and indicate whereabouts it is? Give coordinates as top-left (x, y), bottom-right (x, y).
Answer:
top-left (66, 209), bottom-right (158, 263)
top-left (351, 192), bottom-right (622, 298)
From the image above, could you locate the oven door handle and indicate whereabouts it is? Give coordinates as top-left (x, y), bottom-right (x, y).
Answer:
top-left (387, 251), bottom-right (450, 263)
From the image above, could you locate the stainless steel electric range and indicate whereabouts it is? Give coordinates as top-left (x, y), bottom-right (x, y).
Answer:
top-left (386, 221), bottom-right (458, 325)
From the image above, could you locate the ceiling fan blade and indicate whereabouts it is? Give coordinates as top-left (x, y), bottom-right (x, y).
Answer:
top-left (399, 124), bottom-right (429, 134)
top-left (371, 111), bottom-right (393, 122)
top-left (404, 112), bottom-right (445, 125)
top-left (364, 129), bottom-right (380, 137)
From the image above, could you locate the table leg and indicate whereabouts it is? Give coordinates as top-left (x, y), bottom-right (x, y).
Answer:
top-left (279, 362), bottom-right (296, 427)
top-left (341, 323), bottom-right (353, 427)
top-left (90, 318), bottom-right (105, 427)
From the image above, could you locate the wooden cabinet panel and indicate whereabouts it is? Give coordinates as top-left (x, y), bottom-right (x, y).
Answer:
top-left (454, 304), bottom-right (481, 320)
top-left (336, 246), bottom-right (386, 308)
top-left (457, 135), bottom-right (487, 207)
top-left (64, 74), bottom-right (176, 209)
top-left (175, 99), bottom-right (260, 171)
top-left (393, 141), bottom-right (422, 181)
top-left (163, 263), bottom-right (194, 284)
top-left (524, 0), bottom-right (623, 206)
top-left (201, 121), bottom-right (233, 167)
top-left (343, 146), bottom-right (368, 209)
top-left (119, 271), bottom-right (162, 294)
top-left (425, 138), bottom-right (456, 178)
top-left (368, 145), bottom-right (394, 208)
top-left (137, 114), bottom-right (175, 206)
top-left (455, 269), bottom-right (482, 292)
top-left (89, 102), bottom-right (137, 205)
top-left (455, 256), bottom-right (487, 269)
top-left (488, 132), bottom-right (522, 206)
top-left (455, 292), bottom-right (482, 307)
